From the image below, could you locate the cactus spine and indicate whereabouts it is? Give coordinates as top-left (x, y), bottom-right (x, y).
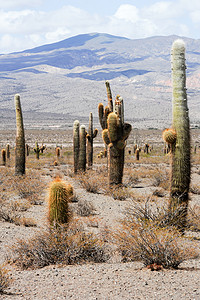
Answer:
top-left (86, 112), bottom-right (98, 167)
top-left (102, 95), bottom-right (132, 185)
top-left (48, 177), bottom-right (73, 226)
top-left (73, 120), bottom-right (80, 173)
top-left (168, 39), bottom-right (190, 229)
top-left (15, 94), bottom-right (25, 175)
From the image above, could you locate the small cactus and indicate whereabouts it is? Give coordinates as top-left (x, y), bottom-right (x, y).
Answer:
top-left (1, 149), bottom-right (6, 166)
top-left (135, 147), bottom-right (140, 160)
top-left (14, 94), bottom-right (25, 175)
top-left (6, 144), bottom-right (10, 159)
top-left (162, 128), bottom-right (177, 144)
top-left (56, 147), bottom-right (61, 158)
top-left (48, 177), bottom-right (73, 226)
top-left (34, 142), bottom-right (40, 159)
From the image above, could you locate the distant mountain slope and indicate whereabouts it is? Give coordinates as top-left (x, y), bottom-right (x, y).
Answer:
top-left (0, 33), bottom-right (200, 129)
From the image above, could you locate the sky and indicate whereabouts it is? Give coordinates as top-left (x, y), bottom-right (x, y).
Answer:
top-left (0, 0), bottom-right (200, 53)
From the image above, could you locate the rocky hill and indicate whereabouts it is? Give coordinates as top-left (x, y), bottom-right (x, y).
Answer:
top-left (0, 33), bottom-right (200, 129)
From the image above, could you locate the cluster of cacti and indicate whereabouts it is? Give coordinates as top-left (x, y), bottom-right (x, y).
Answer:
top-left (48, 177), bottom-right (73, 226)
top-left (86, 112), bottom-right (98, 167)
top-left (73, 120), bottom-right (87, 173)
top-left (163, 39), bottom-right (190, 230)
top-left (34, 142), bottom-right (46, 159)
top-left (14, 94), bottom-right (26, 175)
top-left (99, 82), bottom-right (132, 185)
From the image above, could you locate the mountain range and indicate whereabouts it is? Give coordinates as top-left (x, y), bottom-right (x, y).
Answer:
top-left (0, 32), bottom-right (200, 130)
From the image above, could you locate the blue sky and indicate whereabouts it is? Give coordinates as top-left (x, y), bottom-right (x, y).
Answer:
top-left (0, 0), bottom-right (200, 53)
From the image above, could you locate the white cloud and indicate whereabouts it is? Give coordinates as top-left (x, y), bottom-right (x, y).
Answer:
top-left (114, 5), bottom-right (139, 23)
top-left (0, 0), bottom-right (43, 9)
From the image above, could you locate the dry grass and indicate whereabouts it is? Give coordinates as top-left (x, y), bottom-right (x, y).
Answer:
top-left (77, 169), bottom-right (108, 193)
top-left (0, 265), bottom-right (11, 294)
top-left (73, 199), bottom-right (96, 217)
top-left (114, 202), bottom-right (199, 268)
top-left (9, 221), bottom-right (110, 270)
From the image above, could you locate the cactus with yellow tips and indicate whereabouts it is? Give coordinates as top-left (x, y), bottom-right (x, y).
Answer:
top-left (48, 177), bottom-right (73, 226)
top-left (86, 112), bottom-right (98, 167)
top-left (14, 94), bottom-right (25, 175)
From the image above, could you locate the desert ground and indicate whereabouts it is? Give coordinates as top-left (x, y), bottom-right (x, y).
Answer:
top-left (0, 128), bottom-right (200, 299)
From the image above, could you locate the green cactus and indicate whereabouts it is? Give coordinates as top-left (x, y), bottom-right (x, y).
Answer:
top-left (14, 94), bottom-right (25, 175)
top-left (167, 39), bottom-right (191, 230)
top-left (162, 128), bottom-right (177, 145)
top-left (48, 177), bottom-right (73, 226)
top-left (79, 125), bottom-right (87, 172)
top-left (73, 120), bottom-right (80, 173)
top-left (34, 142), bottom-right (40, 159)
top-left (86, 112), bottom-right (98, 167)
top-left (6, 144), bottom-right (10, 159)
top-left (102, 96), bottom-right (132, 185)
top-left (1, 149), bottom-right (6, 166)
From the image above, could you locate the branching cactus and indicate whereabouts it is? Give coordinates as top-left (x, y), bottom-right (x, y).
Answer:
top-left (48, 177), bottom-right (73, 226)
top-left (102, 96), bottom-right (132, 185)
top-left (163, 39), bottom-right (190, 230)
top-left (15, 94), bottom-right (25, 175)
top-left (73, 120), bottom-right (80, 173)
top-left (98, 81), bottom-right (114, 130)
top-left (86, 112), bottom-right (98, 167)
top-left (34, 142), bottom-right (40, 159)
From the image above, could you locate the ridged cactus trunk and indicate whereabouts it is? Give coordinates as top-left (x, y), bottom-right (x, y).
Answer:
top-left (73, 120), bottom-right (80, 174)
top-left (164, 40), bottom-right (190, 230)
top-left (87, 112), bottom-right (98, 167)
top-left (15, 94), bottom-right (25, 175)
top-left (102, 96), bottom-right (132, 186)
top-left (79, 125), bottom-right (87, 172)
top-left (48, 177), bottom-right (73, 226)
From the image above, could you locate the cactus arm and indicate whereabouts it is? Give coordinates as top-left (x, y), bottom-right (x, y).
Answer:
top-left (15, 94), bottom-right (25, 175)
top-left (98, 103), bottom-right (106, 130)
top-left (93, 128), bottom-right (98, 139)
top-left (105, 81), bottom-right (113, 112)
top-left (102, 129), bottom-right (110, 145)
top-left (107, 112), bottom-right (118, 142)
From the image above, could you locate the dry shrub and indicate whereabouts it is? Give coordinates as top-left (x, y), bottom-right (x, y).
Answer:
top-left (187, 205), bottom-right (200, 232)
top-left (73, 199), bottom-right (96, 217)
top-left (123, 169), bottom-right (140, 187)
top-left (0, 265), bottom-right (10, 294)
top-left (114, 201), bottom-right (199, 268)
top-left (109, 186), bottom-right (132, 201)
top-left (0, 168), bottom-right (45, 205)
top-left (77, 170), bottom-right (107, 193)
top-left (9, 221), bottom-right (110, 270)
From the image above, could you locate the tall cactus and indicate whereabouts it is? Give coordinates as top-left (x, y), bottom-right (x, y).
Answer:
top-left (15, 94), bottom-right (25, 175)
top-left (34, 142), bottom-right (40, 159)
top-left (48, 177), bottom-right (73, 226)
top-left (79, 125), bottom-right (87, 172)
top-left (73, 120), bottom-right (80, 173)
top-left (102, 95), bottom-right (132, 185)
top-left (163, 39), bottom-right (190, 230)
top-left (73, 121), bottom-right (87, 173)
top-left (86, 112), bottom-right (98, 167)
